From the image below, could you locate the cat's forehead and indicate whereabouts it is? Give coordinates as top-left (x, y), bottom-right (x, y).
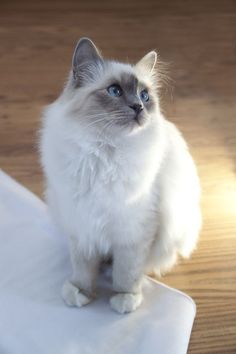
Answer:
top-left (119, 72), bottom-right (138, 91)
top-left (102, 61), bottom-right (151, 89)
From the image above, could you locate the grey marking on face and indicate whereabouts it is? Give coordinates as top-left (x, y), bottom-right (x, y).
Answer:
top-left (97, 72), bottom-right (155, 113)
top-left (93, 70), bottom-right (156, 127)
top-left (119, 73), bottom-right (138, 95)
top-left (117, 73), bottom-right (155, 113)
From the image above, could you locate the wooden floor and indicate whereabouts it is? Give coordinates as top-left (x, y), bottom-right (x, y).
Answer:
top-left (0, 1), bottom-right (236, 353)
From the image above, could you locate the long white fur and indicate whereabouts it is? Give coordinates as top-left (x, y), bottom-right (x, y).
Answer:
top-left (40, 45), bottom-right (201, 313)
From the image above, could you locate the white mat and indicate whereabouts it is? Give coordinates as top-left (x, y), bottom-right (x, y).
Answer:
top-left (0, 170), bottom-right (196, 354)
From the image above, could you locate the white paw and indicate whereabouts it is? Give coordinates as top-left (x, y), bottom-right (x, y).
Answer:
top-left (110, 293), bottom-right (143, 314)
top-left (62, 280), bottom-right (92, 307)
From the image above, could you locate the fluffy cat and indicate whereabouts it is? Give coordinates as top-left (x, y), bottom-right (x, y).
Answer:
top-left (40, 38), bottom-right (201, 314)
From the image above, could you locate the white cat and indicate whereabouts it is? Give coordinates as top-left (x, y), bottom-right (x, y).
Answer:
top-left (40, 38), bottom-right (201, 314)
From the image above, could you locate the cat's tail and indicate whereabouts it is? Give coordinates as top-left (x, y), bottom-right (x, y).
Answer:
top-left (146, 208), bottom-right (201, 277)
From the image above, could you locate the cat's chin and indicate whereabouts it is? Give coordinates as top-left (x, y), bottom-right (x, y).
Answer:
top-left (134, 115), bottom-right (147, 127)
top-left (115, 115), bottom-right (148, 131)
top-left (114, 122), bottom-right (144, 136)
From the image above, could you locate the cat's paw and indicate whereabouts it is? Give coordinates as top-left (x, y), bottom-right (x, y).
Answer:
top-left (110, 292), bottom-right (143, 314)
top-left (62, 280), bottom-right (92, 307)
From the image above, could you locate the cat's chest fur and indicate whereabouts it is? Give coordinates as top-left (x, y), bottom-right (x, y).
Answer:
top-left (65, 137), bottom-right (159, 204)
top-left (58, 137), bottom-right (160, 252)
top-left (72, 144), bottom-right (125, 191)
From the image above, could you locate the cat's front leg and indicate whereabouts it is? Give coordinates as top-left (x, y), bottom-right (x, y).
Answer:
top-left (110, 245), bottom-right (148, 314)
top-left (62, 236), bottom-right (99, 308)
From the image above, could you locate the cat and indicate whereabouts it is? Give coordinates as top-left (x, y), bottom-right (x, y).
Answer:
top-left (40, 38), bottom-right (201, 314)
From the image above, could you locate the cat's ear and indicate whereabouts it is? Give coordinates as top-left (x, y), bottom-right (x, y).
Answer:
top-left (136, 51), bottom-right (157, 74)
top-left (72, 38), bottom-right (103, 86)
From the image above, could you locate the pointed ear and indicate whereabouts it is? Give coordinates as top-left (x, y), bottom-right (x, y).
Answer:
top-left (72, 38), bottom-right (103, 86)
top-left (136, 51), bottom-right (157, 74)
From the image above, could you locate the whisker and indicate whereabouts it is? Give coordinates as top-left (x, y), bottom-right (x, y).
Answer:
top-left (81, 110), bottom-right (125, 130)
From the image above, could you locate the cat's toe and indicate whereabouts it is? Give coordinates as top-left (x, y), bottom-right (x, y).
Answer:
top-left (110, 292), bottom-right (143, 314)
top-left (62, 280), bottom-right (92, 307)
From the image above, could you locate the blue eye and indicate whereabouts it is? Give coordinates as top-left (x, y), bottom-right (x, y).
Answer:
top-left (107, 84), bottom-right (123, 97)
top-left (140, 89), bottom-right (149, 102)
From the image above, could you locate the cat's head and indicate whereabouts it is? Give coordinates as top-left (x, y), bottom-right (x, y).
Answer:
top-left (63, 38), bottom-right (161, 137)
